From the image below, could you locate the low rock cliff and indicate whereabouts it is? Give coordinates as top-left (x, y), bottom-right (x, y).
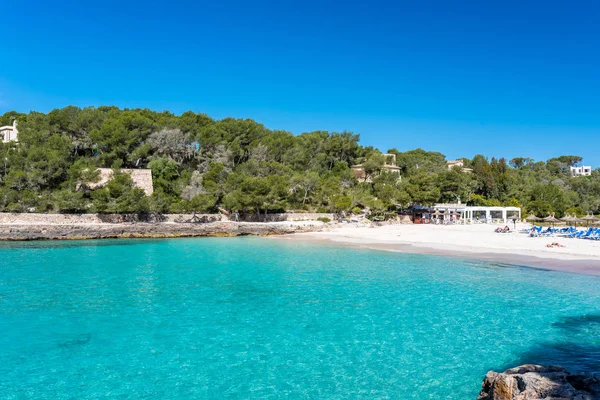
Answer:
top-left (0, 221), bottom-right (323, 241)
top-left (477, 364), bottom-right (600, 399)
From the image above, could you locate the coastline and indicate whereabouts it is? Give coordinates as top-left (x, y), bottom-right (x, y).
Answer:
top-left (1, 217), bottom-right (599, 276)
top-left (0, 221), bottom-right (325, 241)
top-left (277, 223), bottom-right (600, 276)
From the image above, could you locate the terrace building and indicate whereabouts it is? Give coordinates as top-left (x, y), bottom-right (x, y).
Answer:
top-left (433, 203), bottom-right (521, 224)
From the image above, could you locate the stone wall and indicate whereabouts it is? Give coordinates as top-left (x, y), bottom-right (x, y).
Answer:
top-left (0, 212), bottom-right (335, 225)
top-left (89, 168), bottom-right (154, 196)
top-left (123, 169), bottom-right (154, 196)
top-left (240, 213), bottom-right (335, 222)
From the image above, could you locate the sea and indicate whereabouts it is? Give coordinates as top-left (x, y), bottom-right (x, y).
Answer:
top-left (1, 238), bottom-right (599, 399)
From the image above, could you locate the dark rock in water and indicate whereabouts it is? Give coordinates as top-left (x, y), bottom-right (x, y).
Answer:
top-left (57, 333), bottom-right (91, 348)
top-left (477, 364), bottom-right (600, 399)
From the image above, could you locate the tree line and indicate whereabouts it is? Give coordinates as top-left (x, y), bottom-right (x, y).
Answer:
top-left (0, 106), bottom-right (598, 218)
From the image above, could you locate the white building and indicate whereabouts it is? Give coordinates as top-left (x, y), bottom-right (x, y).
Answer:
top-left (446, 159), bottom-right (473, 173)
top-left (570, 165), bottom-right (592, 176)
top-left (0, 120), bottom-right (18, 143)
top-left (446, 159), bottom-right (464, 170)
top-left (433, 203), bottom-right (521, 224)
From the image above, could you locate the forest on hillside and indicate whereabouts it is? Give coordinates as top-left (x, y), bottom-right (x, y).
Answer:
top-left (0, 106), bottom-right (598, 218)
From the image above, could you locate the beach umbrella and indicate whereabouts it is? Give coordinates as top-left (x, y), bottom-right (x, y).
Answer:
top-left (568, 214), bottom-right (586, 228)
top-left (560, 214), bottom-right (577, 228)
top-left (525, 213), bottom-right (541, 222)
top-left (543, 214), bottom-right (560, 228)
top-left (581, 214), bottom-right (600, 227)
top-left (573, 216), bottom-right (585, 227)
top-left (559, 214), bottom-right (572, 222)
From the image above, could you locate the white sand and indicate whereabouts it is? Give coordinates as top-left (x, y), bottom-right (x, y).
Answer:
top-left (284, 223), bottom-right (600, 275)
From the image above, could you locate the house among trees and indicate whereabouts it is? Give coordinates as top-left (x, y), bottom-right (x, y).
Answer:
top-left (446, 159), bottom-right (472, 173)
top-left (446, 159), bottom-right (464, 170)
top-left (0, 120), bottom-right (18, 143)
top-left (570, 165), bottom-right (592, 176)
top-left (351, 153), bottom-right (401, 182)
top-left (86, 168), bottom-right (154, 196)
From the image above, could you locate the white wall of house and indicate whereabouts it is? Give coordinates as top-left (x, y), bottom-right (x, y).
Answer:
top-left (570, 166), bottom-right (592, 176)
top-left (0, 120), bottom-right (18, 143)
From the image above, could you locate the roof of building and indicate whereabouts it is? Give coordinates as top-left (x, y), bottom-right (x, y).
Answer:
top-left (433, 203), bottom-right (520, 211)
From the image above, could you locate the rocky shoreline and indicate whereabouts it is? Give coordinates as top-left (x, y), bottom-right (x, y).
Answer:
top-left (0, 221), bottom-right (324, 241)
top-left (478, 364), bottom-right (600, 399)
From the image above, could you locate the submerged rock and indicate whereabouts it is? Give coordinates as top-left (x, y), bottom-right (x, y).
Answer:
top-left (57, 333), bottom-right (92, 348)
top-left (477, 364), bottom-right (600, 399)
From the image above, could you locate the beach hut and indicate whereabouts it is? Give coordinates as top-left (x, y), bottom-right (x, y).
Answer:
top-left (401, 205), bottom-right (433, 224)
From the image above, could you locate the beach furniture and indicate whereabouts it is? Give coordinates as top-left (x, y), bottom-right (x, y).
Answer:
top-left (528, 226), bottom-right (544, 237)
top-left (566, 230), bottom-right (584, 239)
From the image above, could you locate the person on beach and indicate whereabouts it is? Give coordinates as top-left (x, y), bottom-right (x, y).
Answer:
top-left (235, 211), bottom-right (240, 222)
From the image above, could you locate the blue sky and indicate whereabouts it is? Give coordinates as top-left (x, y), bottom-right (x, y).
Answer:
top-left (1, 0), bottom-right (599, 166)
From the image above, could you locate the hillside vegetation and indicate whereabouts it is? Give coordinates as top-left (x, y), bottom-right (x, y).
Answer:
top-left (1, 107), bottom-right (598, 217)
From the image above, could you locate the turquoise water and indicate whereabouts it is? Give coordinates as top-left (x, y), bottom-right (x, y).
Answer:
top-left (1, 238), bottom-right (600, 399)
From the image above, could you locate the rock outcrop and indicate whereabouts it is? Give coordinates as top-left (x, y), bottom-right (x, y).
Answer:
top-left (477, 364), bottom-right (600, 399)
top-left (0, 221), bottom-right (324, 241)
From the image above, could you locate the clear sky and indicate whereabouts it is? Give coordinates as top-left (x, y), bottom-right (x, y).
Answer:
top-left (1, 0), bottom-right (599, 166)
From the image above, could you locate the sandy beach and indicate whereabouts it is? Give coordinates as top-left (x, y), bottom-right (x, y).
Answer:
top-left (283, 223), bottom-right (600, 275)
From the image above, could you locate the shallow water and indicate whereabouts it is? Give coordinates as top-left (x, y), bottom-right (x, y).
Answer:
top-left (1, 238), bottom-right (599, 399)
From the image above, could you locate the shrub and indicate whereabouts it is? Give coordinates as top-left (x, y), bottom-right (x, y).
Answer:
top-left (317, 217), bottom-right (331, 223)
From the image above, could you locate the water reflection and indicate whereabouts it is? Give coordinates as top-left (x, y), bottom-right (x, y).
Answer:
top-left (510, 314), bottom-right (600, 374)
top-left (0, 238), bottom-right (168, 250)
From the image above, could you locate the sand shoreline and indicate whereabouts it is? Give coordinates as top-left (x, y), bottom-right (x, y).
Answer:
top-left (278, 223), bottom-right (600, 276)
top-left (1, 218), bottom-right (598, 275)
